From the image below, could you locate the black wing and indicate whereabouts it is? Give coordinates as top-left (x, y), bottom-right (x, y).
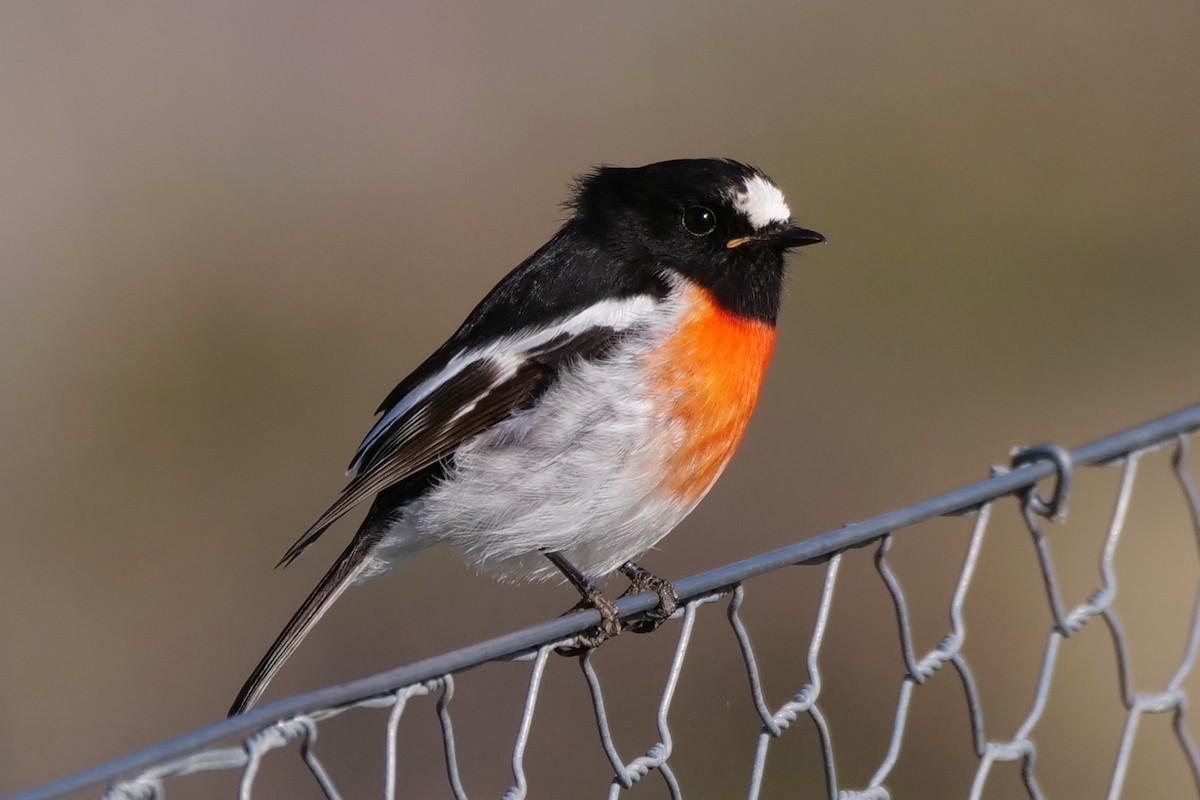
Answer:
top-left (276, 324), bottom-right (624, 567)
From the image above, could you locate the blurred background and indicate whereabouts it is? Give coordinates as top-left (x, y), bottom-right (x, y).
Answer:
top-left (2, 1), bottom-right (1199, 797)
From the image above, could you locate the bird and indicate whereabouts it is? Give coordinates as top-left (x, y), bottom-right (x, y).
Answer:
top-left (228, 158), bottom-right (824, 716)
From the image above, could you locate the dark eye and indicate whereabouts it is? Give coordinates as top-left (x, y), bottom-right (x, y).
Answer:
top-left (682, 205), bottom-right (717, 236)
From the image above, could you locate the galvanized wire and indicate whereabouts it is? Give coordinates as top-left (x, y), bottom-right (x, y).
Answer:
top-left (7, 402), bottom-right (1200, 800)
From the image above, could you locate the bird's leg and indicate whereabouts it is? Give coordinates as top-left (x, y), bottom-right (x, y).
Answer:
top-left (545, 550), bottom-right (623, 655)
top-left (617, 560), bottom-right (679, 634)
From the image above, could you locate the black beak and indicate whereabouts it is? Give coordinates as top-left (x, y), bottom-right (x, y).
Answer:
top-left (772, 224), bottom-right (826, 249)
top-left (726, 223), bottom-right (827, 251)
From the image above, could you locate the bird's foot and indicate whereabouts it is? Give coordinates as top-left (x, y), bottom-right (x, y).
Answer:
top-left (618, 561), bottom-right (679, 634)
top-left (555, 587), bottom-right (623, 656)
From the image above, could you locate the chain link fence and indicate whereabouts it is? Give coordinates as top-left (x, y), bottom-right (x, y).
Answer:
top-left (8, 403), bottom-right (1200, 800)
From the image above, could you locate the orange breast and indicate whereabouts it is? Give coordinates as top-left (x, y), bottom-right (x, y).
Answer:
top-left (645, 282), bottom-right (777, 504)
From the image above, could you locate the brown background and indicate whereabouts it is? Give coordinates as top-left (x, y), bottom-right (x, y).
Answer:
top-left (2, 1), bottom-right (1200, 798)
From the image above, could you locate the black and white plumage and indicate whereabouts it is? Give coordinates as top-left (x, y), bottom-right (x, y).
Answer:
top-left (229, 159), bottom-right (823, 715)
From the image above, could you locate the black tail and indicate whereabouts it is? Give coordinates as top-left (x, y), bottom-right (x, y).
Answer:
top-left (228, 529), bottom-right (381, 717)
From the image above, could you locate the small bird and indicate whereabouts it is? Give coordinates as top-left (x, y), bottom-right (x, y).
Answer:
top-left (229, 158), bottom-right (823, 716)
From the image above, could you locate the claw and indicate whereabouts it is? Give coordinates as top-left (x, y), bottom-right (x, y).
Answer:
top-left (618, 562), bottom-right (679, 634)
top-left (545, 550), bottom-right (626, 656)
top-left (555, 589), bottom-right (623, 656)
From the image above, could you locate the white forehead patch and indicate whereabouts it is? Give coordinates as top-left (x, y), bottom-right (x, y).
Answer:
top-left (730, 174), bottom-right (791, 230)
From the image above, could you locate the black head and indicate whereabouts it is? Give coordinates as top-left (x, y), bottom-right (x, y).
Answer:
top-left (568, 159), bottom-right (824, 322)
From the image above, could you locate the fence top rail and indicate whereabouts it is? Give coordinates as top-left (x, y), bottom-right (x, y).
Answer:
top-left (9, 400), bottom-right (1200, 800)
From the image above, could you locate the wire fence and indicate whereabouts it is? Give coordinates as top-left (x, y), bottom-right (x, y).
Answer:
top-left (8, 402), bottom-right (1200, 800)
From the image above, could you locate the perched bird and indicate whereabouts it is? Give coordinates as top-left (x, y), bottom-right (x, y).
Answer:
top-left (229, 158), bottom-right (823, 716)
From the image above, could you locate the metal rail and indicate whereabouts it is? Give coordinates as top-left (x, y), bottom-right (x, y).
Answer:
top-left (8, 401), bottom-right (1200, 800)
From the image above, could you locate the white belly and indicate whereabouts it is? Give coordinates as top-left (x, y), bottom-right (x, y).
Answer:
top-left (401, 344), bottom-right (696, 582)
top-left (361, 280), bottom-right (772, 586)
